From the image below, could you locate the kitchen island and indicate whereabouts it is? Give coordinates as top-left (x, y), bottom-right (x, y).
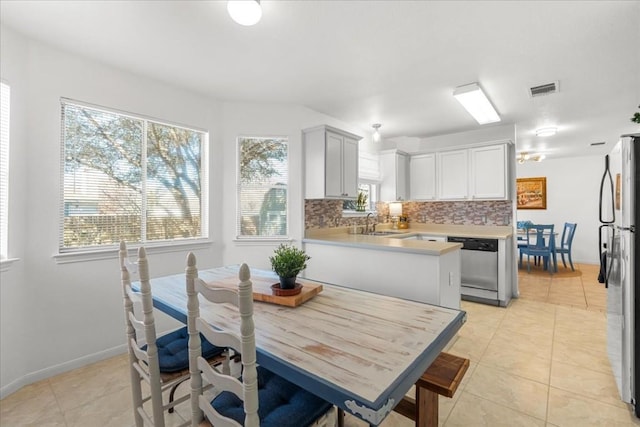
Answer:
top-left (302, 224), bottom-right (514, 308)
top-left (302, 229), bottom-right (463, 309)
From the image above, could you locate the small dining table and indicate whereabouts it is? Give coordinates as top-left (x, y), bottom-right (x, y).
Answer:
top-left (141, 265), bottom-right (466, 426)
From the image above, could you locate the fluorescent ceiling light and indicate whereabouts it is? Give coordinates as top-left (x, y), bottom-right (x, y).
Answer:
top-left (227, 0), bottom-right (262, 26)
top-left (535, 127), bottom-right (557, 137)
top-left (453, 83), bottom-right (501, 125)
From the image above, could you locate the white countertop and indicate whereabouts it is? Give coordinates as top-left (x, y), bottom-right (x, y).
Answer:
top-left (303, 224), bottom-right (513, 256)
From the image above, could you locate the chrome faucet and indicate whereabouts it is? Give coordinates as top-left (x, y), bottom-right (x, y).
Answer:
top-left (365, 213), bottom-right (374, 234)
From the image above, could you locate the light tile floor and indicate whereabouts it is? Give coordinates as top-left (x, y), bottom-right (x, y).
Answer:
top-left (2, 263), bottom-right (640, 426)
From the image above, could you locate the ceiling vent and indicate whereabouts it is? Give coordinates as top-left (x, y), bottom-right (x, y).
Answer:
top-left (529, 81), bottom-right (559, 97)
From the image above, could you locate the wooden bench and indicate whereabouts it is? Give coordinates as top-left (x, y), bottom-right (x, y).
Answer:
top-left (393, 352), bottom-right (470, 427)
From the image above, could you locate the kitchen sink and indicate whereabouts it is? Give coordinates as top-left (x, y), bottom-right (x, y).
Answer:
top-left (388, 233), bottom-right (447, 242)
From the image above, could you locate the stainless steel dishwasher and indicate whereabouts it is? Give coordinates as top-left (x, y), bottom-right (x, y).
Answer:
top-left (447, 236), bottom-right (499, 304)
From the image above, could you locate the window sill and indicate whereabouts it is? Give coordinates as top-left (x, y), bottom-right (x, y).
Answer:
top-left (233, 237), bottom-right (293, 245)
top-left (53, 239), bottom-right (213, 264)
top-left (0, 258), bottom-right (20, 273)
top-left (342, 210), bottom-right (377, 218)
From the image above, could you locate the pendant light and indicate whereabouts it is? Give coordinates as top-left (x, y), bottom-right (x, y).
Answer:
top-left (372, 124), bottom-right (382, 142)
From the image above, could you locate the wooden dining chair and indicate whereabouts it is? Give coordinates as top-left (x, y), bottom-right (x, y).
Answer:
top-left (119, 242), bottom-right (227, 427)
top-left (185, 255), bottom-right (336, 427)
top-left (518, 224), bottom-right (557, 274)
top-left (555, 222), bottom-right (577, 271)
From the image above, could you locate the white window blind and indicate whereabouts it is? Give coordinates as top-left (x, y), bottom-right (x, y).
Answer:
top-left (0, 82), bottom-right (10, 260)
top-left (60, 100), bottom-right (207, 251)
top-left (237, 137), bottom-right (288, 238)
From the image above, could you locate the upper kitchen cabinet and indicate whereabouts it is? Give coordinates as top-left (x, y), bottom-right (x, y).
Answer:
top-left (380, 149), bottom-right (409, 201)
top-left (410, 153), bottom-right (437, 200)
top-left (303, 125), bottom-right (362, 199)
top-left (469, 144), bottom-right (507, 199)
top-left (436, 142), bottom-right (511, 201)
top-left (437, 149), bottom-right (468, 200)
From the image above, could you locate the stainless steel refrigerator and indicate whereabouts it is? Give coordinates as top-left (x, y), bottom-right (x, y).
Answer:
top-left (599, 133), bottom-right (640, 416)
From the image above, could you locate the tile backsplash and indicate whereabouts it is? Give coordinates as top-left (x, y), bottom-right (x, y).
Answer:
top-left (305, 199), bottom-right (512, 229)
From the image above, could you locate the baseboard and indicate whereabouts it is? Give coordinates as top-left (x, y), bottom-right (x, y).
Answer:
top-left (0, 344), bottom-right (127, 399)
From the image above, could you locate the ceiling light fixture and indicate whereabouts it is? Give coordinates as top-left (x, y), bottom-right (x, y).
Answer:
top-left (517, 152), bottom-right (545, 164)
top-left (453, 82), bottom-right (501, 125)
top-left (227, 0), bottom-right (262, 26)
top-left (535, 127), bottom-right (557, 137)
top-left (372, 123), bottom-right (382, 142)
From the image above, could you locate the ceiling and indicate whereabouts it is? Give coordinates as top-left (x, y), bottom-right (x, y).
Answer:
top-left (1, 1), bottom-right (639, 159)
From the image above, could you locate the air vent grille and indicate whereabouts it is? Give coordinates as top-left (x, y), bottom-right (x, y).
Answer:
top-left (529, 81), bottom-right (559, 97)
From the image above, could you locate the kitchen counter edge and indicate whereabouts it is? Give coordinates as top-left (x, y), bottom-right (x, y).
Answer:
top-left (302, 234), bottom-right (463, 256)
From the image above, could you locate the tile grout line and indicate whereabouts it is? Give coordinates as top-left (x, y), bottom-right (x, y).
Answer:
top-left (545, 303), bottom-right (558, 425)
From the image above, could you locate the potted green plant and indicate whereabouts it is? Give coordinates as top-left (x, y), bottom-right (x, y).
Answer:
top-left (269, 244), bottom-right (311, 289)
top-left (356, 191), bottom-right (368, 212)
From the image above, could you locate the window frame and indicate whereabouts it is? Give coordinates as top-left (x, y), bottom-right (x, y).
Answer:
top-left (235, 135), bottom-right (290, 242)
top-left (0, 81), bottom-right (13, 269)
top-left (58, 98), bottom-right (210, 256)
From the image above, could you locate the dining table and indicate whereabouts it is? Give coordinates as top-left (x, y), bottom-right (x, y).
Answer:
top-left (139, 265), bottom-right (466, 426)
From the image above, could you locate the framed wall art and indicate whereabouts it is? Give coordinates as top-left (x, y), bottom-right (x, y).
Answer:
top-left (516, 177), bottom-right (547, 210)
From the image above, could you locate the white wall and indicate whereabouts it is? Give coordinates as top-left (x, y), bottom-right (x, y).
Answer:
top-left (516, 155), bottom-right (602, 265)
top-left (0, 26), bottom-right (371, 397)
top-left (0, 27), bottom-right (226, 397)
top-left (0, 25), bottom-right (30, 400)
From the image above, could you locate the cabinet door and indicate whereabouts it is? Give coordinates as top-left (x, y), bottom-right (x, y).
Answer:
top-left (396, 152), bottom-right (409, 201)
top-left (438, 150), bottom-right (468, 200)
top-left (410, 154), bottom-right (436, 200)
top-left (342, 137), bottom-right (359, 198)
top-left (380, 151), bottom-right (409, 201)
top-left (470, 144), bottom-right (506, 199)
top-left (325, 131), bottom-right (344, 197)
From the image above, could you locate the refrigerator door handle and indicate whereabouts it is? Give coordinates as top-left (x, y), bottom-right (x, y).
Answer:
top-left (599, 224), bottom-right (615, 287)
top-left (600, 154), bottom-right (615, 224)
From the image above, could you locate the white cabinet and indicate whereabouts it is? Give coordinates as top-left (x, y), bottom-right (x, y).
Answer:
top-left (469, 144), bottom-right (507, 199)
top-left (380, 150), bottom-right (409, 201)
top-left (434, 143), bottom-right (510, 201)
top-left (303, 125), bottom-right (362, 199)
top-left (437, 149), bottom-right (468, 200)
top-left (410, 153), bottom-right (437, 200)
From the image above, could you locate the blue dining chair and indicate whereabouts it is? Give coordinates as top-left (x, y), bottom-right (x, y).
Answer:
top-left (555, 222), bottom-right (577, 271)
top-left (519, 224), bottom-right (557, 273)
top-left (517, 221), bottom-right (534, 265)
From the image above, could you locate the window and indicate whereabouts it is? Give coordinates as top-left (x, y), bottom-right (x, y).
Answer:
top-left (0, 82), bottom-right (10, 260)
top-left (237, 137), bottom-right (288, 238)
top-left (343, 182), bottom-right (378, 212)
top-left (60, 100), bottom-right (207, 251)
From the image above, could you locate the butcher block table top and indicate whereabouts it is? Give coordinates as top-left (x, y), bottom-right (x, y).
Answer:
top-left (201, 270), bottom-right (323, 307)
top-left (141, 265), bottom-right (466, 426)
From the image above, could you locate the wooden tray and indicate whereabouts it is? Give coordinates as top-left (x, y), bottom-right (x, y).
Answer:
top-left (204, 273), bottom-right (322, 307)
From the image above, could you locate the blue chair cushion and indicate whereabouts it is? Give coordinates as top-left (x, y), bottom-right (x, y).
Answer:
top-left (149, 326), bottom-right (225, 373)
top-left (212, 366), bottom-right (332, 427)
